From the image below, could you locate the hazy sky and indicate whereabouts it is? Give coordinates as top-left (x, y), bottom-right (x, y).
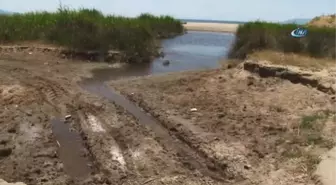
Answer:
top-left (1, 0), bottom-right (335, 21)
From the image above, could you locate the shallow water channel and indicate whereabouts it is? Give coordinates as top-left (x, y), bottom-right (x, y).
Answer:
top-left (52, 31), bottom-right (235, 181)
top-left (89, 31), bottom-right (235, 81)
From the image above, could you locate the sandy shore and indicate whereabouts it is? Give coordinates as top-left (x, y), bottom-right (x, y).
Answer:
top-left (183, 22), bottom-right (239, 33)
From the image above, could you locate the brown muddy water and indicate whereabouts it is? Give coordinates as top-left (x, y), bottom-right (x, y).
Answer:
top-left (53, 31), bottom-right (234, 181)
top-left (51, 118), bottom-right (93, 179)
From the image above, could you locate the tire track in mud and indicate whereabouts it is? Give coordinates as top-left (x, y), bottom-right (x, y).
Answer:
top-left (51, 118), bottom-right (93, 180)
top-left (19, 79), bottom-right (104, 181)
top-left (0, 66), bottom-right (100, 182)
top-left (0, 64), bottom-right (228, 182)
top-left (25, 76), bottom-right (68, 104)
top-left (80, 81), bottom-right (230, 182)
top-left (0, 66), bottom-right (67, 111)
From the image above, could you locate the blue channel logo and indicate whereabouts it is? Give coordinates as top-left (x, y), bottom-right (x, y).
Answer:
top-left (291, 28), bottom-right (308, 38)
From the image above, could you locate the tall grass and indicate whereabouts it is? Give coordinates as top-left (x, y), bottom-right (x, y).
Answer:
top-left (137, 13), bottom-right (184, 38)
top-left (0, 8), bottom-right (183, 59)
top-left (228, 21), bottom-right (336, 59)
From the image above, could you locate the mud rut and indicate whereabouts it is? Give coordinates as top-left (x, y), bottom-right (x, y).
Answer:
top-left (79, 81), bottom-right (229, 182)
top-left (0, 63), bottom-right (229, 183)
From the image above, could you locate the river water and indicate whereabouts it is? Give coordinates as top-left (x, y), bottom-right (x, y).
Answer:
top-left (89, 31), bottom-right (235, 81)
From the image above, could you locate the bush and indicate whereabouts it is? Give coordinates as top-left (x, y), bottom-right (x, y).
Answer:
top-left (228, 21), bottom-right (336, 59)
top-left (0, 7), bottom-right (183, 58)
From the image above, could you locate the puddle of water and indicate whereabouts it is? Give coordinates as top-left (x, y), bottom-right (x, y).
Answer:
top-left (51, 118), bottom-right (92, 179)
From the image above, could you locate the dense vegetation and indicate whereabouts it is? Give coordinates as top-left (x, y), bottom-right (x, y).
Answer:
top-left (228, 21), bottom-right (336, 59)
top-left (0, 8), bottom-right (183, 59)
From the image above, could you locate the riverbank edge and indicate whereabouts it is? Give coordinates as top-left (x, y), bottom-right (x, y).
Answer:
top-left (0, 40), bottom-right (169, 63)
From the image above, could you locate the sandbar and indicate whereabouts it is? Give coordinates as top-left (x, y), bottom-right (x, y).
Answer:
top-left (183, 22), bottom-right (240, 33)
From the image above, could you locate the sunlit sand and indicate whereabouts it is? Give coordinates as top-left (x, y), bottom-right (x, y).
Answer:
top-left (183, 22), bottom-right (239, 33)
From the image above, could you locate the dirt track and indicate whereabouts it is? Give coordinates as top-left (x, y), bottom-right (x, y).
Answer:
top-left (0, 47), bottom-right (335, 185)
top-left (0, 48), bottom-right (226, 185)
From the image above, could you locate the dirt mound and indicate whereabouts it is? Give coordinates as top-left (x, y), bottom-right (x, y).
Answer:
top-left (308, 14), bottom-right (336, 27)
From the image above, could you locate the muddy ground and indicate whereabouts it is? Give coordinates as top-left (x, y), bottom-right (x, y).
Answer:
top-left (110, 57), bottom-right (336, 185)
top-left (0, 47), bottom-right (335, 185)
top-left (0, 47), bottom-right (223, 185)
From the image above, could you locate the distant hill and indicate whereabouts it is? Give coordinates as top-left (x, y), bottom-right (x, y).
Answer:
top-left (0, 9), bottom-right (12, 14)
top-left (281, 18), bottom-right (311, 25)
top-left (308, 14), bottom-right (336, 27)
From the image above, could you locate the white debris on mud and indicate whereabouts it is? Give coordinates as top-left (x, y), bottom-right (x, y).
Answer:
top-left (64, 115), bottom-right (72, 120)
top-left (190, 108), bottom-right (198, 112)
top-left (110, 145), bottom-right (126, 170)
top-left (87, 114), bottom-right (106, 133)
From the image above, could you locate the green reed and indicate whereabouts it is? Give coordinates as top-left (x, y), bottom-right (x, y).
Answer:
top-left (0, 7), bottom-right (183, 57)
top-left (228, 21), bottom-right (335, 59)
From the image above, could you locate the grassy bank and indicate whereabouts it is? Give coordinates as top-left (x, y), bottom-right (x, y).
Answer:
top-left (228, 21), bottom-right (336, 59)
top-left (0, 8), bottom-right (183, 60)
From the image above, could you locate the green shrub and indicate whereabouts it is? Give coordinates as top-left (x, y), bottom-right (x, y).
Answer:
top-left (228, 21), bottom-right (336, 59)
top-left (0, 7), bottom-right (183, 59)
